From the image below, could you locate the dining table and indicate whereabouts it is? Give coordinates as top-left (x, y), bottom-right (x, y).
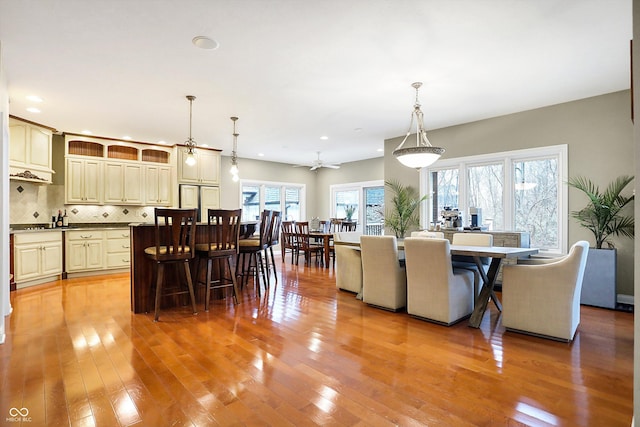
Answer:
top-left (333, 239), bottom-right (538, 328)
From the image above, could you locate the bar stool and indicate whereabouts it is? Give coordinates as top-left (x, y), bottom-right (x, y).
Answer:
top-left (144, 208), bottom-right (198, 322)
top-left (265, 211), bottom-right (281, 284)
top-left (195, 209), bottom-right (242, 311)
top-left (236, 210), bottom-right (272, 296)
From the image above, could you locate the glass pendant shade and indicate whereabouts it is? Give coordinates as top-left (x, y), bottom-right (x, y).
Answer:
top-left (393, 82), bottom-right (445, 170)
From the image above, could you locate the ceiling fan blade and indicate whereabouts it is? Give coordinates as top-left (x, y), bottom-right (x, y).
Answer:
top-left (310, 165), bottom-right (319, 171)
top-left (324, 164), bottom-right (340, 169)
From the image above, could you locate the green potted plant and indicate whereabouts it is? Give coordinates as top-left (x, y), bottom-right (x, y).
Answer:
top-left (344, 205), bottom-right (356, 221)
top-left (567, 175), bottom-right (634, 308)
top-left (384, 179), bottom-right (427, 238)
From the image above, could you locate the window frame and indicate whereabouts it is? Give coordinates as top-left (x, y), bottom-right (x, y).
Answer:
top-left (329, 180), bottom-right (384, 225)
top-left (421, 144), bottom-right (568, 255)
top-left (239, 179), bottom-right (306, 221)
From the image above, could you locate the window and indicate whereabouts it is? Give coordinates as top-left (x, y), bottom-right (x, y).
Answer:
top-left (424, 145), bottom-right (567, 254)
top-left (330, 180), bottom-right (384, 234)
top-left (240, 180), bottom-right (305, 222)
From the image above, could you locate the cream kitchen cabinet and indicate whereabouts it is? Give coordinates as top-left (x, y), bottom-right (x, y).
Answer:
top-left (103, 162), bottom-right (143, 204)
top-left (105, 229), bottom-right (131, 269)
top-left (66, 230), bottom-right (104, 272)
top-left (177, 148), bottom-right (220, 185)
top-left (13, 231), bottom-right (63, 287)
top-left (144, 164), bottom-right (172, 205)
top-left (66, 158), bottom-right (103, 204)
top-left (9, 117), bottom-right (55, 183)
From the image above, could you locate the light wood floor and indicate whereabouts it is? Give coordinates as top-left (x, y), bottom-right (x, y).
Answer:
top-left (1, 257), bottom-right (634, 426)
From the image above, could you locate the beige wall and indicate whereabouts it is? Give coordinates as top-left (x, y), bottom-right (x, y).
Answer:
top-left (218, 156), bottom-right (320, 219)
top-left (314, 157), bottom-right (384, 218)
top-left (385, 90), bottom-right (635, 297)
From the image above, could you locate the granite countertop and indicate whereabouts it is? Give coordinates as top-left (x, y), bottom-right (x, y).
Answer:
top-left (10, 222), bottom-right (139, 234)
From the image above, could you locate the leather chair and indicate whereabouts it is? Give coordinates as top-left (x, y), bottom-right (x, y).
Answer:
top-left (334, 232), bottom-right (363, 294)
top-left (144, 208), bottom-right (198, 322)
top-left (360, 235), bottom-right (406, 311)
top-left (404, 237), bottom-right (475, 325)
top-left (502, 241), bottom-right (589, 342)
top-left (195, 209), bottom-right (241, 311)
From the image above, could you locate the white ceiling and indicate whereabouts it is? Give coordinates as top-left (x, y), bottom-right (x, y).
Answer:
top-left (0, 0), bottom-right (632, 168)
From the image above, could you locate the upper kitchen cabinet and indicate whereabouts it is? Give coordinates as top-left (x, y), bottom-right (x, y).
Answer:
top-left (9, 116), bottom-right (56, 183)
top-left (177, 145), bottom-right (221, 185)
top-left (64, 134), bottom-right (173, 205)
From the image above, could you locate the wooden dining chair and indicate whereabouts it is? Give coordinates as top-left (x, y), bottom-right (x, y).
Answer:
top-left (295, 221), bottom-right (324, 266)
top-left (144, 208), bottom-right (198, 322)
top-left (194, 209), bottom-right (242, 311)
top-left (280, 221), bottom-right (298, 264)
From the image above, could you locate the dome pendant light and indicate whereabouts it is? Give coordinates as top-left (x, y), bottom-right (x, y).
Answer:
top-left (393, 82), bottom-right (445, 169)
top-left (184, 95), bottom-right (197, 166)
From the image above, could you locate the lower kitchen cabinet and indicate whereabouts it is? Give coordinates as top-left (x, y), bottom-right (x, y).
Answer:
top-left (66, 230), bottom-right (104, 272)
top-left (105, 229), bottom-right (131, 269)
top-left (14, 231), bottom-right (63, 288)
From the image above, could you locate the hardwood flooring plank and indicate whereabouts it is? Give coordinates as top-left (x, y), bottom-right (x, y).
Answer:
top-left (1, 258), bottom-right (633, 426)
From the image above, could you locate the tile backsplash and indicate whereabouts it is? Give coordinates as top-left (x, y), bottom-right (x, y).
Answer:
top-left (10, 181), bottom-right (155, 225)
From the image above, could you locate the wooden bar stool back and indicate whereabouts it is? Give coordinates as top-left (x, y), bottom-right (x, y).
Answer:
top-left (195, 209), bottom-right (242, 311)
top-left (265, 211), bottom-right (282, 284)
top-left (144, 208), bottom-right (198, 321)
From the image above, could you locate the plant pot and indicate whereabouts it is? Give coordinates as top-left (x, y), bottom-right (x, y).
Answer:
top-left (580, 247), bottom-right (616, 309)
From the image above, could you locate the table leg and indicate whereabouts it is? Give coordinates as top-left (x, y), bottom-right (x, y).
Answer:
top-left (468, 258), bottom-right (502, 328)
top-left (323, 236), bottom-right (331, 268)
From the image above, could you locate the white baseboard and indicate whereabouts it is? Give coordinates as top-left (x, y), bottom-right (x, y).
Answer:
top-left (617, 294), bottom-right (634, 305)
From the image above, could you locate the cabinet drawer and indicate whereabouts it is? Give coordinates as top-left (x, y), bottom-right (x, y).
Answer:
top-left (66, 230), bottom-right (104, 241)
top-left (106, 252), bottom-right (131, 268)
top-left (107, 238), bottom-right (130, 253)
top-left (14, 231), bottom-right (62, 244)
top-left (106, 229), bottom-right (130, 239)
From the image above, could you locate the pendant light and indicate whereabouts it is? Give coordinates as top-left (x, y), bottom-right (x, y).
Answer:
top-left (230, 116), bottom-right (240, 182)
top-left (392, 82), bottom-right (445, 169)
top-left (184, 95), bottom-right (197, 166)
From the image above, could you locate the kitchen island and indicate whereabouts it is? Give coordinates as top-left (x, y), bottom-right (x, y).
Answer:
top-left (129, 221), bottom-right (258, 313)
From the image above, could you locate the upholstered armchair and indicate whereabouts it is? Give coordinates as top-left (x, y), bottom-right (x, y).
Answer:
top-left (410, 231), bottom-right (445, 238)
top-left (360, 235), bottom-right (406, 311)
top-left (404, 237), bottom-right (475, 325)
top-left (334, 232), bottom-right (363, 294)
top-left (501, 241), bottom-right (589, 342)
top-left (451, 232), bottom-right (494, 296)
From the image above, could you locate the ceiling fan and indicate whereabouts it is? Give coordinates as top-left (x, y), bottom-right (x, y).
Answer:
top-left (293, 151), bottom-right (340, 171)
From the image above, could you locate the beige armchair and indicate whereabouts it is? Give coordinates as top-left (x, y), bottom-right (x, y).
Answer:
top-left (334, 232), bottom-right (363, 294)
top-left (360, 235), bottom-right (406, 311)
top-left (451, 232), bottom-right (493, 296)
top-left (502, 241), bottom-right (589, 342)
top-left (404, 237), bottom-right (475, 325)
top-left (410, 230), bottom-right (445, 238)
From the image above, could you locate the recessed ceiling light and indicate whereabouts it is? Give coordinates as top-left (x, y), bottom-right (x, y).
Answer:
top-left (192, 36), bottom-right (219, 50)
top-left (258, 153), bottom-right (264, 157)
top-left (26, 95), bottom-right (43, 103)
top-left (82, 130), bottom-right (92, 135)
top-left (122, 136), bottom-right (132, 140)
top-left (26, 107), bottom-right (40, 113)
top-left (354, 127), bottom-right (363, 132)
top-left (377, 148), bottom-right (383, 152)
top-left (157, 140), bottom-right (166, 145)
top-left (320, 136), bottom-right (329, 140)
top-left (201, 144), bottom-right (209, 147)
